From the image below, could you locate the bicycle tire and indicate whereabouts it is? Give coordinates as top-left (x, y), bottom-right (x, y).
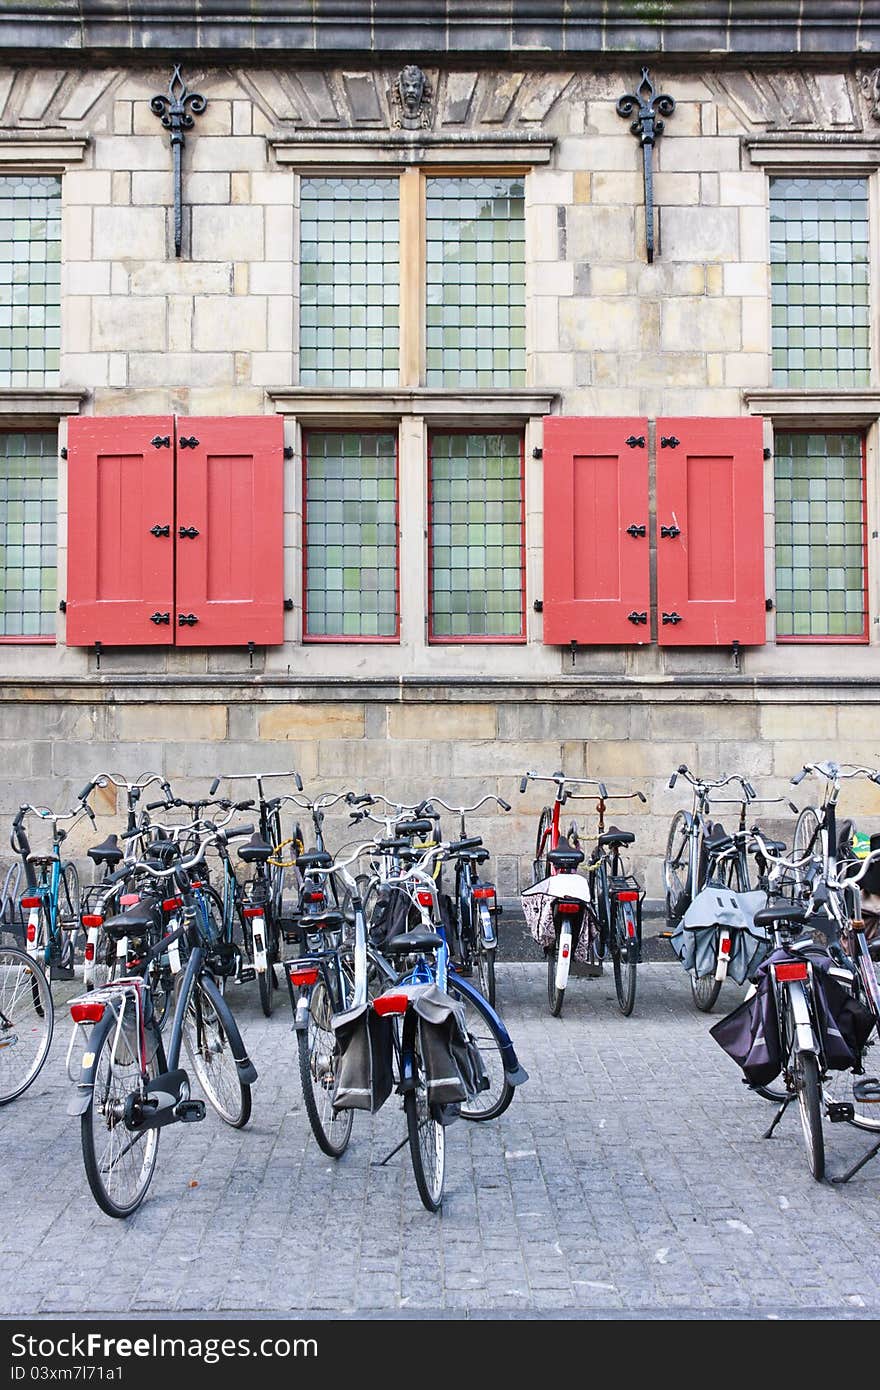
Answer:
top-left (664, 810), bottom-right (693, 930)
top-left (0, 946), bottom-right (54, 1104)
top-left (547, 936), bottom-right (565, 1017)
top-left (792, 808), bottom-right (822, 895)
top-left (296, 979), bottom-right (353, 1157)
top-left (794, 1048), bottom-right (825, 1181)
top-left (403, 1011), bottom-right (445, 1212)
top-left (81, 1010), bottom-right (161, 1218)
top-left (690, 969), bottom-right (722, 1013)
top-left (446, 975), bottom-right (515, 1122)
top-left (59, 863), bottom-right (81, 972)
top-left (475, 945), bottom-right (496, 1008)
top-left (534, 807), bottom-right (552, 883)
top-left (611, 905), bottom-right (638, 1017)
top-left (181, 975), bottom-right (251, 1129)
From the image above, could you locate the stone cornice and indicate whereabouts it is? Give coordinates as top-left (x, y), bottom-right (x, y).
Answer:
top-left (0, 137), bottom-right (89, 168)
top-left (0, 3), bottom-right (877, 60)
top-left (744, 389), bottom-right (880, 425)
top-left (745, 135), bottom-right (880, 171)
top-left (0, 388), bottom-right (88, 424)
top-left (267, 388), bottom-right (558, 425)
top-left (269, 133), bottom-right (555, 169)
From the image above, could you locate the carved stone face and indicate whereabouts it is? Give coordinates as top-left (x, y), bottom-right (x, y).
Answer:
top-left (399, 65), bottom-right (425, 115)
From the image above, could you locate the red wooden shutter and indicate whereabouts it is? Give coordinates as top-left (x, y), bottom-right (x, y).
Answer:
top-left (656, 417), bottom-right (766, 646)
top-left (174, 416), bottom-right (285, 646)
top-left (65, 416), bottom-right (175, 646)
top-left (542, 417), bottom-right (650, 645)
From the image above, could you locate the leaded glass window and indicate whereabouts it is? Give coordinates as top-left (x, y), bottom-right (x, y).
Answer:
top-left (0, 432), bottom-right (56, 638)
top-left (774, 431), bottom-right (866, 639)
top-left (0, 175), bottom-right (61, 388)
top-left (429, 432), bottom-right (524, 639)
top-left (304, 431), bottom-right (398, 639)
top-left (426, 178), bottom-right (525, 388)
top-left (770, 178), bottom-right (870, 388)
top-left (299, 178), bottom-right (399, 387)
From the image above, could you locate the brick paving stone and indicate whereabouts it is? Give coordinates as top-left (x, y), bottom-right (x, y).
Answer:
top-left (2, 963), bottom-right (880, 1318)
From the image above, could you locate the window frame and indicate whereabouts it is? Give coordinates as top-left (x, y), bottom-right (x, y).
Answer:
top-left (772, 426), bottom-right (870, 646)
top-left (426, 426), bottom-right (526, 646)
top-left (301, 426), bottom-right (401, 645)
top-left (0, 425), bottom-right (59, 646)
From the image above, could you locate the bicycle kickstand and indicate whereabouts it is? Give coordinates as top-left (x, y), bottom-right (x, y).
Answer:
top-left (829, 1138), bottom-right (880, 1185)
top-left (374, 1135), bottom-right (410, 1167)
top-left (763, 1096), bottom-right (793, 1140)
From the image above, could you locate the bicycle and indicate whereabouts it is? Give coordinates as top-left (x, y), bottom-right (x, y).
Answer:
top-left (520, 771), bottom-right (607, 1016)
top-left (585, 787), bottom-right (647, 1016)
top-left (789, 761), bottom-right (880, 897)
top-left (663, 767), bottom-right (792, 1011)
top-left (67, 823), bottom-right (258, 1218)
top-left (11, 787), bottom-right (95, 981)
top-left (0, 943), bottom-right (53, 1104)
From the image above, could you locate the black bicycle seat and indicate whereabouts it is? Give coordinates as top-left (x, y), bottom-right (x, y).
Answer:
top-left (598, 827), bottom-right (635, 848)
top-left (548, 845), bottom-right (584, 871)
top-left (753, 838), bottom-right (786, 856)
top-left (237, 834), bottom-right (273, 864)
top-left (297, 850), bottom-right (333, 870)
top-left (383, 928), bottom-right (443, 955)
top-left (87, 835), bottom-right (123, 867)
top-left (703, 822), bottom-right (734, 852)
top-left (753, 902), bottom-right (808, 929)
top-left (301, 911), bottom-right (344, 932)
top-left (103, 902), bottom-right (158, 938)
top-left (460, 847), bottom-right (490, 863)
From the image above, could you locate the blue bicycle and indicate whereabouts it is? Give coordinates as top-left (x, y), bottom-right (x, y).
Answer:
top-left (11, 787), bottom-right (96, 981)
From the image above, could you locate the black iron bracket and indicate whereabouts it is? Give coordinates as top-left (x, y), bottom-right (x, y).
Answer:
top-left (616, 68), bottom-right (675, 264)
top-left (94, 640), bottom-right (102, 670)
top-left (151, 65), bottom-right (207, 258)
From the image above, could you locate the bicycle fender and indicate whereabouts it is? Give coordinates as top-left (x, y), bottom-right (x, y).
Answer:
top-left (235, 1053), bottom-right (258, 1086)
top-left (66, 1043), bottom-right (100, 1115)
top-left (787, 979), bottom-right (819, 1054)
top-left (555, 925), bottom-right (573, 992)
top-left (293, 995), bottom-right (311, 1031)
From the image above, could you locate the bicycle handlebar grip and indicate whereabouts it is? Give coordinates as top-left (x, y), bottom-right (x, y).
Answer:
top-left (294, 772), bottom-right (304, 791)
top-left (236, 799), bottom-right (255, 811)
top-left (637, 791), bottom-right (647, 803)
top-left (78, 781), bottom-right (94, 802)
top-left (791, 767), bottom-right (807, 786)
top-left (668, 774), bottom-right (677, 789)
top-left (395, 818), bottom-right (434, 836)
top-left (209, 777), bottom-right (220, 796)
top-left (447, 837), bottom-right (482, 854)
top-left (146, 799), bottom-right (170, 811)
top-left (498, 798), bottom-right (511, 812)
top-left (598, 782), bottom-right (608, 799)
top-left (743, 781), bottom-right (757, 799)
top-left (225, 825), bottom-right (255, 840)
top-left (519, 776), bottom-right (528, 793)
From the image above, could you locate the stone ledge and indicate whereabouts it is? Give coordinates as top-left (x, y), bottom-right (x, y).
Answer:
top-left (0, 137), bottom-right (89, 167)
top-left (0, 388), bottom-right (88, 424)
top-left (269, 134), bottom-right (555, 168)
top-left (267, 387), bottom-right (558, 424)
top-left (744, 389), bottom-right (880, 426)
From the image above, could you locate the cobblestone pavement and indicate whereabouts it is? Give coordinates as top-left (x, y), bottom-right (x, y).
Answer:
top-left (1, 964), bottom-right (878, 1320)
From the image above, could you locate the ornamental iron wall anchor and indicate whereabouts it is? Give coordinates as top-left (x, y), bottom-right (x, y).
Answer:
top-left (150, 65), bottom-right (207, 257)
top-left (616, 67), bottom-right (675, 263)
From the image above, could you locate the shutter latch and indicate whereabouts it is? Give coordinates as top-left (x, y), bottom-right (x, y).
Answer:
top-left (661, 612), bottom-right (682, 625)
top-left (150, 524), bottom-right (171, 537)
top-left (178, 613), bottom-right (198, 626)
top-left (626, 524), bottom-right (646, 538)
top-left (660, 523), bottom-right (681, 539)
top-left (627, 611), bottom-right (648, 625)
top-left (178, 526), bottom-right (199, 539)
top-left (150, 612), bottom-right (171, 625)
top-left (660, 435), bottom-right (680, 449)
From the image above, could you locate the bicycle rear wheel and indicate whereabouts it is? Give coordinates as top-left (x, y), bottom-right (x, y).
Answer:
top-left (297, 978), bottom-right (353, 1157)
top-left (59, 863), bottom-right (81, 973)
top-left (404, 1012), bottom-right (445, 1212)
top-left (611, 905), bottom-right (638, 1017)
top-left (690, 969), bottom-right (722, 1013)
top-left (664, 811), bottom-right (693, 930)
top-left (181, 976), bottom-right (252, 1129)
top-left (446, 976), bottom-right (514, 1121)
top-left (0, 946), bottom-right (53, 1104)
top-left (81, 1011), bottom-right (161, 1218)
top-left (792, 808), bottom-right (822, 894)
top-left (794, 1048), bottom-right (825, 1181)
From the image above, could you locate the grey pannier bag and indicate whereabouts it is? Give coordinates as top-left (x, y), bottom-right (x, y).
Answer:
top-left (330, 1003), bottom-right (394, 1113)
top-left (407, 983), bottom-right (489, 1109)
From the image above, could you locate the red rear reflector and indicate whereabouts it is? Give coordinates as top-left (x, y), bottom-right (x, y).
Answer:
top-left (21, 896), bottom-right (40, 909)
top-left (616, 890), bottom-right (639, 902)
top-left (243, 907), bottom-right (264, 919)
top-left (289, 965), bottom-right (319, 986)
top-left (84, 943), bottom-right (95, 962)
top-left (473, 887), bottom-right (495, 900)
top-left (627, 920), bottom-right (636, 938)
top-left (70, 1001), bottom-right (105, 1024)
top-left (191, 881), bottom-right (205, 889)
top-left (373, 992), bottom-right (409, 1016)
top-left (416, 891), bottom-right (433, 907)
top-left (557, 901), bottom-right (581, 914)
top-left (26, 923), bottom-right (36, 943)
top-left (162, 897), bottom-right (182, 912)
top-left (82, 914), bottom-right (103, 928)
top-left (304, 890), bottom-right (324, 904)
top-left (775, 960), bottom-right (809, 982)
top-left (120, 894), bottom-right (139, 907)
top-left (562, 945), bottom-right (570, 958)
top-left (720, 937), bottom-right (732, 956)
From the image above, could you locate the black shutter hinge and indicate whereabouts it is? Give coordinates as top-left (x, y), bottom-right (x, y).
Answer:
top-left (248, 640), bottom-right (255, 668)
top-left (626, 524), bottom-right (646, 538)
top-left (150, 612), bottom-right (170, 625)
top-left (283, 598), bottom-right (294, 611)
top-left (179, 436), bottom-right (199, 449)
top-left (177, 613), bottom-right (198, 626)
top-left (763, 447), bottom-right (772, 460)
top-left (765, 597), bottom-right (774, 612)
top-left (94, 640), bottom-right (102, 669)
top-left (151, 435), bottom-right (171, 449)
top-left (284, 446), bottom-right (294, 460)
top-left (625, 435), bottom-right (645, 449)
top-left (627, 611), bottom-right (647, 625)
top-left (60, 446), bottom-right (67, 459)
top-left (661, 612), bottom-right (682, 625)
top-left (660, 436), bottom-right (680, 449)
top-left (533, 599), bottom-right (543, 613)
top-left (532, 447), bottom-right (543, 460)
top-left (58, 599), bottom-right (66, 613)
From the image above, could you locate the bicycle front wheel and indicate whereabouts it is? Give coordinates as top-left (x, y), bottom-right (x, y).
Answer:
top-left (59, 863), bottom-right (81, 973)
top-left (404, 1013), bottom-right (445, 1213)
top-left (0, 946), bottom-right (54, 1104)
top-left (81, 1012), bottom-right (161, 1218)
top-left (475, 946), bottom-right (496, 1008)
top-left (297, 979), bottom-right (353, 1157)
top-left (181, 977), bottom-right (251, 1129)
top-left (446, 977), bottom-right (514, 1122)
top-left (792, 808), bottom-right (822, 895)
top-left (664, 811), bottom-right (692, 930)
top-left (533, 807), bottom-right (552, 883)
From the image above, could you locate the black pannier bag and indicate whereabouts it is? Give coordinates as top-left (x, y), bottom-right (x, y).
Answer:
top-left (709, 980), bottom-right (781, 1086)
top-left (368, 884), bottom-right (418, 950)
top-left (330, 1003), bottom-right (394, 1113)
top-left (408, 984), bottom-right (489, 1113)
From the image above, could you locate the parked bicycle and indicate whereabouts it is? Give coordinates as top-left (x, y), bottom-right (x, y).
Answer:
top-left (0, 942), bottom-right (53, 1104)
top-left (11, 788), bottom-right (95, 981)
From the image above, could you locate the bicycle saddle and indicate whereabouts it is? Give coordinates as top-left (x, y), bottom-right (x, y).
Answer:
top-left (383, 927), bottom-right (443, 954)
top-left (297, 850), bottom-right (333, 870)
top-left (753, 902), bottom-right (808, 929)
top-left (301, 910), bottom-right (344, 931)
top-left (703, 822), bottom-right (734, 851)
top-left (598, 827), bottom-right (635, 848)
top-left (459, 847), bottom-right (490, 863)
top-left (752, 838), bottom-right (786, 855)
top-left (237, 834), bottom-right (273, 864)
top-left (102, 900), bottom-right (159, 938)
top-left (548, 843), bottom-right (584, 871)
top-left (87, 834), bottom-right (123, 867)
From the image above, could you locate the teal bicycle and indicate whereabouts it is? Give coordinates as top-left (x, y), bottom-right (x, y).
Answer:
top-left (11, 786), bottom-right (97, 981)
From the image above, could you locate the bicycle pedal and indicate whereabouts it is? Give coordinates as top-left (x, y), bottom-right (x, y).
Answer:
top-left (853, 1077), bottom-right (880, 1104)
top-left (174, 1099), bottom-right (206, 1123)
top-left (827, 1101), bottom-right (855, 1123)
top-left (238, 967), bottom-right (256, 983)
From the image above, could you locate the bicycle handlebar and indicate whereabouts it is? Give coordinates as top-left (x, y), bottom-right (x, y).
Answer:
top-left (208, 771), bottom-right (304, 796)
top-left (421, 794), bottom-right (512, 815)
top-left (791, 761), bottom-right (880, 788)
top-left (519, 771), bottom-right (609, 799)
top-left (105, 824), bottom-right (255, 884)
